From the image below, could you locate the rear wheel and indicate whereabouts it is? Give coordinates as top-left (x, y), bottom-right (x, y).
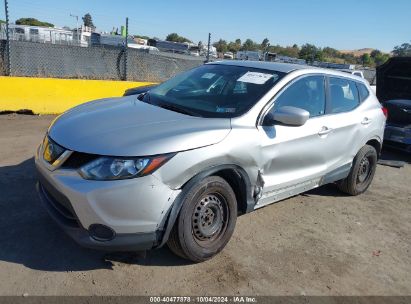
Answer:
top-left (167, 176), bottom-right (237, 262)
top-left (337, 144), bottom-right (378, 196)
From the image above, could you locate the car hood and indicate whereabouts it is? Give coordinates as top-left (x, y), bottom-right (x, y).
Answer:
top-left (48, 96), bottom-right (231, 156)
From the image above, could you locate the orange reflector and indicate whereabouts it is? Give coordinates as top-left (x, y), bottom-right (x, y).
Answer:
top-left (141, 156), bottom-right (169, 175)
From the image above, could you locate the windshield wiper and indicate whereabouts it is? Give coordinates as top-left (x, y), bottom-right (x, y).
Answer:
top-left (156, 102), bottom-right (201, 117)
top-left (143, 92), bottom-right (201, 117)
top-left (138, 92), bottom-right (150, 102)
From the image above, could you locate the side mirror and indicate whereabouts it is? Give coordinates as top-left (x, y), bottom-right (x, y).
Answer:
top-left (263, 106), bottom-right (310, 127)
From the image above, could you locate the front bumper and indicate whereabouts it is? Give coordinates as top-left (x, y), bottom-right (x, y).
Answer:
top-left (37, 182), bottom-right (158, 251)
top-left (35, 153), bottom-right (180, 251)
top-left (384, 124), bottom-right (411, 152)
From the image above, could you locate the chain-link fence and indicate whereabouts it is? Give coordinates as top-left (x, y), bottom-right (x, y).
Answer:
top-left (0, 38), bottom-right (205, 82)
top-left (0, 40), bottom-right (6, 76)
top-left (0, 38), bottom-right (378, 85)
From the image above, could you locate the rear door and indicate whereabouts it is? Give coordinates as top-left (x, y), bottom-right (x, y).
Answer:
top-left (324, 77), bottom-right (370, 168)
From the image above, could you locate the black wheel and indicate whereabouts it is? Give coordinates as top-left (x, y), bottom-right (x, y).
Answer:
top-left (337, 145), bottom-right (378, 196)
top-left (167, 176), bottom-right (237, 262)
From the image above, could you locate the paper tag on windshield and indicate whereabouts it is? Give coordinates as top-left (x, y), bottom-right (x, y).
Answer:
top-left (238, 72), bottom-right (273, 84)
top-left (202, 73), bottom-right (215, 79)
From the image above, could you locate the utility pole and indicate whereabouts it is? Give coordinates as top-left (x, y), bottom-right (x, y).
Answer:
top-left (206, 33), bottom-right (211, 63)
top-left (70, 14), bottom-right (79, 45)
top-left (4, 0), bottom-right (11, 75)
top-left (123, 17), bottom-right (128, 81)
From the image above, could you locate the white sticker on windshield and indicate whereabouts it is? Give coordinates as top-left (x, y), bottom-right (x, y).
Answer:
top-left (237, 72), bottom-right (273, 84)
top-left (202, 73), bottom-right (216, 79)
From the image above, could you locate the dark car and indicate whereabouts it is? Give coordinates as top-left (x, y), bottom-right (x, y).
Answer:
top-left (377, 57), bottom-right (411, 152)
top-left (123, 84), bottom-right (157, 96)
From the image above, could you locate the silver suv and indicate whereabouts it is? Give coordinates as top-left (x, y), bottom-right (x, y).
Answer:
top-left (35, 61), bottom-right (386, 262)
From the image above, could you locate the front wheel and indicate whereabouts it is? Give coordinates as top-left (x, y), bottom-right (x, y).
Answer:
top-left (167, 176), bottom-right (237, 262)
top-left (337, 144), bottom-right (378, 196)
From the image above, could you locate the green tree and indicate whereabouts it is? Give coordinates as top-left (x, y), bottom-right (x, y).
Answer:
top-left (392, 42), bottom-right (411, 57)
top-left (227, 41), bottom-right (240, 53)
top-left (370, 49), bottom-right (382, 59)
top-left (165, 33), bottom-right (192, 43)
top-left (228, 39), bottom-right (242, 53)
top-left (242, 39), bottom-right (258, 51)
top-left (0, 19), bottom-right (5, 24)
top-left (374, 53), bottom-right (390, 66)
top-left (299, 43), bottom-right (323, 62)
top-left (213, 39), bottom-right (228, 53)
top-left (283, 45), bottom-right (300, 58)
top-left (15, 18), bottom-right (54, 27)
top-left (361, 53), bottom-right (373, 66)
top-left (261, 38), bottom-right (270, 50)
top-left (368, 49), bottom-right (389, 66)
top-left (322, 47), bottom-right (339, 58)
top-left (82, 13), bottom-right (94, 28)
top-left (267, 44), bottom-right (300, 58)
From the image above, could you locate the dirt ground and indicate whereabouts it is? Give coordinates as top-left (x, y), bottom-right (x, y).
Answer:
top-left (0, 114), bottom-right (410, 296)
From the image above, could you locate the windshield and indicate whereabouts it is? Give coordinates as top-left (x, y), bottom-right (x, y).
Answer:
top-left (143, 64), bottom-right (285, 118)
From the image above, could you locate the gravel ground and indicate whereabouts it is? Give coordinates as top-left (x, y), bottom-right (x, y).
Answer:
top-left (0, 114), bottom-right (410, 296)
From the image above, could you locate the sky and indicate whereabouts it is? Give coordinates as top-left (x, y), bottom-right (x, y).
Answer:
top-left (1, 0), bottom-right (410, 52)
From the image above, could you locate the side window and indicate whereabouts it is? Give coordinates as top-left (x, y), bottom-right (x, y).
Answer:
top-left (357, 82), bottom-right (370, 102)
top-left (273, 75), bottom-right (325, 117)
top-left (329, 77), bottom-right (360, 113)
top-left (15, 28), bottom-right (25, 34)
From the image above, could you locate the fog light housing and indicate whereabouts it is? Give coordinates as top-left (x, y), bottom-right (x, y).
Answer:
top-left (89, 224), bottom-right (115, 241)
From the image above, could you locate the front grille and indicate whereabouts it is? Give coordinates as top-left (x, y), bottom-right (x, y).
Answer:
top-left (61, 152), bottom-right (99, 169)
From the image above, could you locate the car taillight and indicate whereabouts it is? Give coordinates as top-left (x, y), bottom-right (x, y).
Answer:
top-left (382, 107), bottom-right (388, 119)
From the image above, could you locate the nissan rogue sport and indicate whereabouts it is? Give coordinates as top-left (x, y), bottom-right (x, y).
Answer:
top-left (35, 61), bottom-right (386, 262)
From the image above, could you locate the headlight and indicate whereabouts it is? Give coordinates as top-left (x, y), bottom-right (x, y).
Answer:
top-left (78, 154), bottom-right (174, 180)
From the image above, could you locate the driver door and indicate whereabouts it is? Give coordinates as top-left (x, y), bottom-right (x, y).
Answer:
top-left (256, 75), bottom-right (334, 207)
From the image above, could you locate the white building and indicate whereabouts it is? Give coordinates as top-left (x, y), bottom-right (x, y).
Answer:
top-left (0, 23), bottom-right (73, 45)
top-left (72, 25), bottom-right (95, 47)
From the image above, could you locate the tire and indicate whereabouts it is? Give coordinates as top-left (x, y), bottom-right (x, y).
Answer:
top-left (167, 176), bottom-right (237, 262)
top-left (337, 145), bottom-right (378, 196)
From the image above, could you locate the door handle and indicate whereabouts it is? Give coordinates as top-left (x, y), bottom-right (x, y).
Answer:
top-left (318, 126), bottom-right (332, 136)
top-left (361, 118), bottom-right (372, 125)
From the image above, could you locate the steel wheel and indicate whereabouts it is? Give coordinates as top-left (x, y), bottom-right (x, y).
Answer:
top-left (337, 144), bottom-right (378, 196)
top-left (357, 155), bottom-right (372, 184)
top-left (191, 193), bottom-right (228, 244)
top-left (167, 176), bottom-right (237, 262)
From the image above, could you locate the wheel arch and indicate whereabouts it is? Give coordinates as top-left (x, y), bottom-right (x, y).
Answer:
top-left (365, 137), bottom-right (382, 158)
top-left (156, 164), bottom-right (255, 248)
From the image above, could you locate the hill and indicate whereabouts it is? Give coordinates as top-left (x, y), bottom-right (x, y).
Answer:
top-left (339, 48), bottom-right (375, 56)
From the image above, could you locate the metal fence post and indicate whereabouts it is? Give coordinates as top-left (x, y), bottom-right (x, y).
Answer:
top-left (123, 17), bottom-right (128, 81)
top-left (206, 33), bottom-right (211, 63)
top-left (4, 0), bottom-right (11, 75)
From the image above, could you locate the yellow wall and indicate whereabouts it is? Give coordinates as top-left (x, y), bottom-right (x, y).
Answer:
top-left (0, 76), bottom-right (154, 114)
